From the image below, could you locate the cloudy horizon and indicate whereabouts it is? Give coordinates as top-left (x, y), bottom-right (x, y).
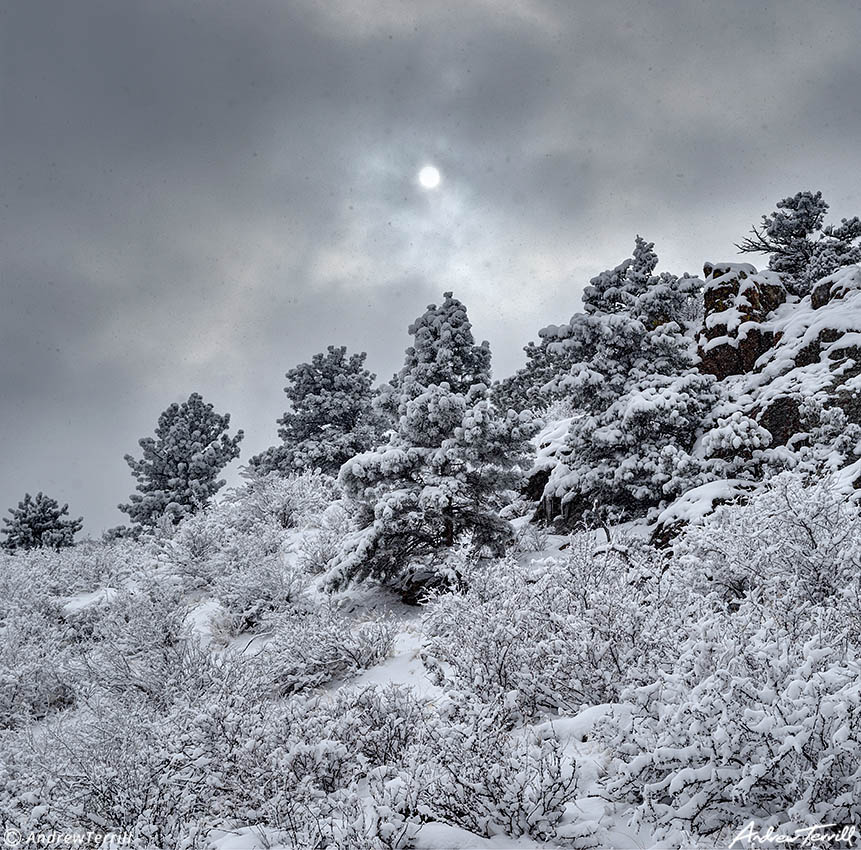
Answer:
top-left (3, 0), bottom-right (861, 534)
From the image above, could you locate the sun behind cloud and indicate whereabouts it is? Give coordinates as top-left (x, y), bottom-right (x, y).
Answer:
top-left (418, 164), bottom-right (441, 189)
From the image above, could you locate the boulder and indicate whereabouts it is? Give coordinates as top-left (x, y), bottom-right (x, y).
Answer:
top-left (697, 262), bottom-right (787, 379)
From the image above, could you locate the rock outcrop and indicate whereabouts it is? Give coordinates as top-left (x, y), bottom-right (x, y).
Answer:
top-left (696, 262), bottom-right (787, 380)
top-left (697, 262), bottom-right (861, 445)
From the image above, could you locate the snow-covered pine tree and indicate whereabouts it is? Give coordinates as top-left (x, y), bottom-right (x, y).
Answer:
top-left (251, 345), bottom-right (380, 476)
top-left (401, 292), bottom-right (492, 396)
top-left (335, 293), bottom-right (536, 593)
top-left (491, 338), bottom-right (571, 413)
top-left (543, 238), bottom-right (716, 521)
top-left (737, 190), bottom-right (861, 296)
top-left (120, 392), bottom-right (243, 527)
top-left (1, 491), bottom-right (83, 551)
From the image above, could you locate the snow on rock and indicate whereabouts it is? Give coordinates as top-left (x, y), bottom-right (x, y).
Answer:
top-left (697, 261), bottom-right (787, 379)
top-left (744, 263), bottom-right (861, 443)
top-left (811, 263), bottom-right (861, 309)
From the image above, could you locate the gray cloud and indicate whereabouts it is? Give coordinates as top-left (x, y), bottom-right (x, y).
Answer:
top-left (2, 0), bottom-right (860, 533)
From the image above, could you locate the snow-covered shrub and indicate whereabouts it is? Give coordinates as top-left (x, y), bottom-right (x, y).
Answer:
top-left (676, 474), bottom-right (861, 639)
top-left (298, 503), bottom-right (354, 574)
top-left (0, 604), bottom-right (76, 728)
top-left (151, 507), bottom-right (230, 590)
top-left (210, 529), bottom-right (307, 635)
top-left (415, 697), bottom-right (580, 841)
top-left (0, 553), bottom-right (85, 727)
top-left (790, 398), bottom-right (861, 480)
top-left (2, 538), bottom-right (143, 598)
top-left (423, 538), bottom-right (679, 719)
top-left (514, 521), bottom-right (549, 553)
top-left (601, 613), bottom-right (861, 842)
top-left (1, 679), bottom-right (280, 843)
top-left (78, 578), bottom-right (238, 711)
top-left (225, 469), bottom-right (340, 531)
top-left (213, 559), bottom-right (306, 636)
top-left (594, 476), bottom-right (861, 841)
top-left (291, 684), bottom-right (437, 771)
top-left (251, 608), bottom-right (395, 697)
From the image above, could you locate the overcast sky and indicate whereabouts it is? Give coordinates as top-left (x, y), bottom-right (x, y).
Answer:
top-left (2, 0), bottom-right (860, 534)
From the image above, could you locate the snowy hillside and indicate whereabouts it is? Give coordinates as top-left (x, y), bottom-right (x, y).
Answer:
top-left (3, 210), bottom-right (861, 847)
top-left (1, 468), bottom-right (860, 849)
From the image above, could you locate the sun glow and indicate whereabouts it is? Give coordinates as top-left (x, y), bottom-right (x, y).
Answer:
top-left (418, 165), bottom-right (441, 189)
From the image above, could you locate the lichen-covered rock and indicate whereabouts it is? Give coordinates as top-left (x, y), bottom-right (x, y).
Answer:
top-left (696, 262), bottom-right (787, 379)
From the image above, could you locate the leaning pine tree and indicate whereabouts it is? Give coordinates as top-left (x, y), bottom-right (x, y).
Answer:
top-left (334, 292), bottom-right (536, 594)
top-left (1, 491), bottom-right (83, 551)
top-left (120, 392), bottom-right (243, 527)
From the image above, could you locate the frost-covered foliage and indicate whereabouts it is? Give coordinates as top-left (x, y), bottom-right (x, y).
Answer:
top-left (423, 536), bottom-right (681, 720)
top-left (737, 190), bottom-right (861, 295)
top-left (675, 473), bottom-right (861, 634)
top-left (224, 469), bottom-right (341, 531)
top-left (335, 292), bottom-right (537, 593)
top-left (414, 697), bottom-right (580, 841)
top-left (596, 476), bottom-right (861, 841)
top-left (603, 619), bottom-right (861, 843)
top-left (537, 238), bottom-right (715, 522)
top-left (1, 491), bottom-right (83, 551)
top-left (153, 470), bottom-right (342, 628)
top-left (251, 345), bottom-right (381, 476)
top-left (253, 608), bottom-right (395, 696)
top-left (0, 540), bottom-right (148, 728)
top-left (120, 392), bottom-right (244, 527)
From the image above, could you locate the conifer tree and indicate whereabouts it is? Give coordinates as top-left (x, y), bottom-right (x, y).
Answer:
top-left (1, 492), bottom-right (83, 551)
top-left (543, 238), bottom-right (716, 519)
top-left (400, 291), bottom-right (491, 395)
top-left (336, 292), bottom-right (535, 592)
top-left (251, 345), bottom-right (379, 476)
top-left (737, 190), bottom-right (861, 295)
top-left (120, 392), bottom-right (243, 527)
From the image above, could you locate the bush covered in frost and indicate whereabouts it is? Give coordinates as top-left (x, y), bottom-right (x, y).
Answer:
top-left (422, 535), bottom-right (683, 720)
top-left (601, 614), bottom-right (861, 842)
top-left (594, 475), bottom-right (861, 840)
top-left (675, 474), bottom-right (861, 640)
top-left (253, 607), bottom-right (395, 697)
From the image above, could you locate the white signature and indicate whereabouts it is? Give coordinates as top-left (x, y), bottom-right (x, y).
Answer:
top-left (730, 822), bottom-right (858, 848)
